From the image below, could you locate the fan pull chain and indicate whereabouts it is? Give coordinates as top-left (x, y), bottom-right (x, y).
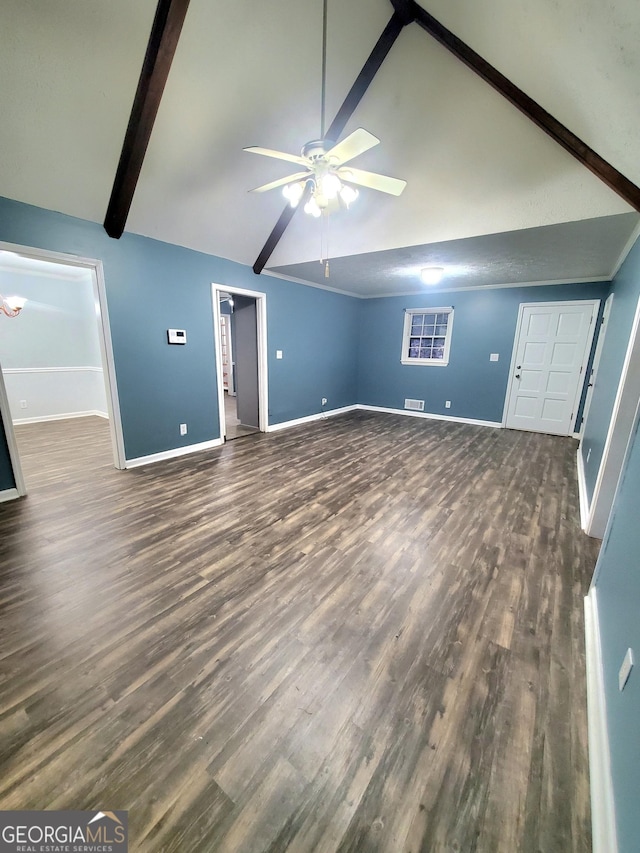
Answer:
top-left (319, 214), bottom-right (323, 265)
top-left (324, 211), bottom-right (330, 278)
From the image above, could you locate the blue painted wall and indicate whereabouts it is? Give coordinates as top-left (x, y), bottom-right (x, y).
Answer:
top-left (0, 196), bottom-right (359, 463)
top-left (591, 407), bottom-right (640, 853)
top-left (581, 236), bottom-right (640, 501)
top-left (268, 279), bottom-right (359, 422)
top-left (357, 282), bottom-right (608, 423)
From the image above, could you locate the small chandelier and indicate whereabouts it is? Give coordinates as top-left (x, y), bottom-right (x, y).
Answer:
top-left (0, 294), bottom-right (26, 317)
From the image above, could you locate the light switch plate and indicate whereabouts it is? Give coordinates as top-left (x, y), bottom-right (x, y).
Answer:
top-left (619, 647), bottom-right (634, 691)
top-left (490, 353), bottom-right (499, 362)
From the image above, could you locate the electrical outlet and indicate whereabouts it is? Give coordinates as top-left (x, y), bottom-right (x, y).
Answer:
top-left (19, 400), bottom-right (27, 409)
top-left (445, 400), bottom-right (451, 409)
top-left (180, 423), bottom-right (187, 436)
top-left (321, 397), bottom-right (327, 406)
top-left (490, 353), bottom-right (499, 362)
top-left (276, 350), bottom-right (283, 359)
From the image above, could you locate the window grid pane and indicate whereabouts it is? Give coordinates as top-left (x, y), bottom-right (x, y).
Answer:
top-left (406, 310), bottom-right (449, 361)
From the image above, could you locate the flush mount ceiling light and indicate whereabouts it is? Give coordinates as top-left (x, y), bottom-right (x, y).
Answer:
top-left (421, 267), bottom-right (445, 285)
top-left (0, 294), bottom-right (26, 317)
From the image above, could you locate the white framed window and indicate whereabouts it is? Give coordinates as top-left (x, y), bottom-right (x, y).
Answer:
top-left (401, 307), bottom-right (454, 366)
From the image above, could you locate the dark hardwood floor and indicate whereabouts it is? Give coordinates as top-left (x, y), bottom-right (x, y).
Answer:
top-left (0, 413), bottom-right (600, 852)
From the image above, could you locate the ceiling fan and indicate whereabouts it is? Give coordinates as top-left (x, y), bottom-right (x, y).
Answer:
top-left (243, 0), bottom-right (406, 220)
top-left (244, 128), bottom-right (406, 218)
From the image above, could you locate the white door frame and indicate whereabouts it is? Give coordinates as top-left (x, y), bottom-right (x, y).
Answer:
top-left (586, 294), bottom-right (640, 538)
top-left (502, 300), bottom-right (599, 434)
top-left (579, 293), bottom-right (613, 437)
top-left (219, 311), bottom-right (235, 395)
top-left (0, 241), bottom-right (126, 482)
top-left (0, 365), bottom-right (26, 499)
top-left (211, 283), bottom-right (268, 440)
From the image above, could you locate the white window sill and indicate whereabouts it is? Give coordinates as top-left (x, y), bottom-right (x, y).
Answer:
top-left (401, 358), bottom-right (449, 367)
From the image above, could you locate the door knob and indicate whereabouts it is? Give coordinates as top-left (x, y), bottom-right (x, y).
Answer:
top-left (515, 373), bottom-right (521, 379)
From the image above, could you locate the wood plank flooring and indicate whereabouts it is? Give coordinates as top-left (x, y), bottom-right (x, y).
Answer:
top-left (0, 413), bottom-right (600, 852)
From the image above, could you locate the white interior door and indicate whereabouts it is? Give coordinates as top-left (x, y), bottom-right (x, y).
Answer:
top-left (505, 300), bottom-right (599, 435)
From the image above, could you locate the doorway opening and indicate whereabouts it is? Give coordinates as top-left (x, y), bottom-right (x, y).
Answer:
top-left (0, 243), bottom-right (125, 498)
top-left (212, 284), bottom-right (268, 442)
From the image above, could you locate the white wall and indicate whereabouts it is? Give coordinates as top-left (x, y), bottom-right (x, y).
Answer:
top-left (0, 261), bottom-right (107, 422)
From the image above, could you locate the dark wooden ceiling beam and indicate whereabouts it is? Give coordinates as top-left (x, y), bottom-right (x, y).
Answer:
top-left (389, 0), bottom-right (417, 26)
top-left (253, 183), bottom-right (312, 275)
top-left (326, 12), bottom-right (406, 143)
top-left (253, 11), bottom-right (408, 274)
top-left (410, 3), bottom-right (640, 212)
top-left (104, 0), bottom-right (191, 239)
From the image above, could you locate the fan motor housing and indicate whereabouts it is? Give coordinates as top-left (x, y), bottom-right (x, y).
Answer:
top-left (302, 139), bottom-right (335, 161)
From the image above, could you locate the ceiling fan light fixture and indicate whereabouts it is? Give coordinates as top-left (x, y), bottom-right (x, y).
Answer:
top-left (421, 267), bottom-right (445, 285)
top-left (0, 294), bottom-right (27, 317)
top-left (304, 196), bottom-right (322, 218)
top-left (321, 172), bottom-right (341, 199)
top-left (339, 184), bottom-right (358, 207)
top-left (282, 181), bottom-right (304, 207)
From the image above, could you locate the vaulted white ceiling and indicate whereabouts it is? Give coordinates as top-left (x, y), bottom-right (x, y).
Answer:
top-left (1, 0), bottom-right (638, 295)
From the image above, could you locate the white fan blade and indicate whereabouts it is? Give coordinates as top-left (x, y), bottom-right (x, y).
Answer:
top-left (249, 172), bottom-right (311, 194)
top-left (243, 146), bottom-right (308, 167)
top-left (338, 166), bottom-right (406, 196)
top-left (325, 128), bottom-right (380, 166)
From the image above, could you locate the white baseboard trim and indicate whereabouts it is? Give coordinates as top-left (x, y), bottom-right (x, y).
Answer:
top-left (13, 410), bottom-right (109, 425)
top-left (0, 487), bottom-right (20, 503)
top-left (584, 588), bottom-right (618, 853)
top-left (267, 405), bottom-right (358, 433)
top-left (125, 437), bottom-right (224, 469)
top-left (357, 404), bottom-right (503, 429)
top-left (577, 448), bottom-right (591, 532)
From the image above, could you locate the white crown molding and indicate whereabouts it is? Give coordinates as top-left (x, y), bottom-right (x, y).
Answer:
top-left (263, 269), bottom-right (364, 299)
top-left (363, 276), bottom-right (610, 299)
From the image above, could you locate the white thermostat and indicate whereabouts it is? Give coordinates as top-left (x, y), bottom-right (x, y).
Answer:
top-left (167, 329), bottom-right (187, 345)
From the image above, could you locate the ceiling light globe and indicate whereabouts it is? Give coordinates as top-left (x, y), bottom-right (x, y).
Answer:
top-left (322, 173), bottom-right (341, 199)
top-left (339, 185), bottom-right (358, 207)
top-left (282, 182), bottom-right (304, 207)
top-left (421, 267), bottom-right (444, 285)
top-left (304, 197), bottom-right (322, 218)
